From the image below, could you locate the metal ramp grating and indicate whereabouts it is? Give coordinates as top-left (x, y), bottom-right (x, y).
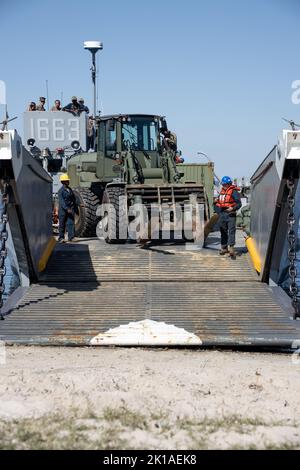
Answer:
top-left (1, 238), bottom-right (300, 348)
top-left (38, 241), bottom-right (257, 283)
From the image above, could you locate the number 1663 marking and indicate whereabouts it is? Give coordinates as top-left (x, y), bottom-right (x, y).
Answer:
top-left (29, 118), bottom-right (80, 141)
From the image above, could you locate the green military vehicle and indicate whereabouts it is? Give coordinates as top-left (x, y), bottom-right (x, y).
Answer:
top-left (67, 114), bottom-right (213, 242)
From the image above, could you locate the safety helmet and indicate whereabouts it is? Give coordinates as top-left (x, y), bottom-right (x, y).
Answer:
top-left (221, 176), bottom-right (232, 185)
top-left (60, 174), bottom-right (70, 182)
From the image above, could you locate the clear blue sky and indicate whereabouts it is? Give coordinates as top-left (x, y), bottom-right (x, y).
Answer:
top-left (1, 0), bottom-right (300, 177)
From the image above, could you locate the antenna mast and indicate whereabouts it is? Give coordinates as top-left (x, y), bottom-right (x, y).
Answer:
top-left (0, 106), bottom-right (17, 131)
top-left (46, 80), bottom-right (49, 110)
top-left (83, 41), bottom-right (103, 117)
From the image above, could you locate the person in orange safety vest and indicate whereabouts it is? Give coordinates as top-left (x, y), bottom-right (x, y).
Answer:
top-left (214, 176), bottom-right (241, 259)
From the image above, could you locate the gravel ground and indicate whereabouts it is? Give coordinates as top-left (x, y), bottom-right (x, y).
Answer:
top-left (0, 346), bottom-right (300, 449)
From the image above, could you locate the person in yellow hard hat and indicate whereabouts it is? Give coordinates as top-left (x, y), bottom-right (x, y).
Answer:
top-left (57, 174), bottom-right (78, 243)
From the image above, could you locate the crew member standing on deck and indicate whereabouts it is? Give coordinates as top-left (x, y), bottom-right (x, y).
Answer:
top-left (62, 96), bottom-right (84, 116)
top-left (78, 98), bottom-right (89, 114)
top-left (51, 99), bottom-right (62, 111)
top-left (58, 174), bottom-right (78, 243)
top-left (214, 176), bottom-right (241, 259)
top-left (36, 97), bottom-right (46, 111)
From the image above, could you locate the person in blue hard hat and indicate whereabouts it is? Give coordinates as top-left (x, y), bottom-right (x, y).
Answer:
top-left (214, 176), bottom-right (241, 259)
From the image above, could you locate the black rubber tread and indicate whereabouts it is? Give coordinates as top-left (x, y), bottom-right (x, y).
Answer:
top-left (73, 187), bottom-right (100, 237)
top-left (103, 186), bottom-right (127, 243)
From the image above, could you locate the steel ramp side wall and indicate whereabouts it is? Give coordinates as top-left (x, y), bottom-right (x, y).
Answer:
top-left (0, 132), bottom-right (53, 283)
top-left (13, 147), bottom-right (53, 279)
top-left (250, 146), bottom-right (280, 277)
top-left (250, 135), bottom-right (300, 286)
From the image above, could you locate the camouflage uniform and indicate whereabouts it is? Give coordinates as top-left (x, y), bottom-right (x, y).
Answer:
top-left (168, 132), bottom-right (177, 150)
top-left (36, 101), bottom-right (46, 111)
top-left (162, 130), bottom-right (177, 152)
top-left (63, 97), bottom-right (84, 116)
top-left (79, 99), bottom-right (89, 114)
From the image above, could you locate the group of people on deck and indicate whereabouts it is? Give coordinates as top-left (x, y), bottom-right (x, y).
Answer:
top-left (27, 96), bottom-right (89, 116)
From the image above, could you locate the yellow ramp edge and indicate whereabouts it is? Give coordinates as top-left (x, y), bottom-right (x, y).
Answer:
top-left (245, 236), bottom-right (261, 273)
top-left (38, 237), bottom-right (56, 272)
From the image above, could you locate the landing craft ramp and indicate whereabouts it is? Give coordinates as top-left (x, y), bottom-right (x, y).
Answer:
top-left (1, 127), bottom-right (300, 349)
top-left (1, 233), bottom-right (300, 348)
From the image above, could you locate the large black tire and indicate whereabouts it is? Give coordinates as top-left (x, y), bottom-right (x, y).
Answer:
top-left (102, 186), bottom-right (128, 243)
top-left (73, 187), bottom-right (100, 237)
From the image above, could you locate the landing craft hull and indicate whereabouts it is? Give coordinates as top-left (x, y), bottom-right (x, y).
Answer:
top-left (250, 130), bottom-right (300, 290)
top-left (0, 129), bottom-right (53, 286)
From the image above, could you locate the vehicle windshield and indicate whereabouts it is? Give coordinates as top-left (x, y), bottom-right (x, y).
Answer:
top-left (122, 117), bottom-right (159, 151)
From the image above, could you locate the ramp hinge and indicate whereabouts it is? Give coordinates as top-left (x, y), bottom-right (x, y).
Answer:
top-left (0, 179), bottom-right (10, 320)
top-left (286, 177), bottom-right (300, 319)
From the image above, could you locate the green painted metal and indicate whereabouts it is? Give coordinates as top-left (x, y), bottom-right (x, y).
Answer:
top-left (178, 163), bottom-right (215, 215)
top-left (67, 114), bottom-right (213, 237)
top-left (67, 152), bottom-right (98, 187)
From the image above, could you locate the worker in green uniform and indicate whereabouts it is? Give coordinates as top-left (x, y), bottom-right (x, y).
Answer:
top-left (160, 128), bottom-right (178, 152)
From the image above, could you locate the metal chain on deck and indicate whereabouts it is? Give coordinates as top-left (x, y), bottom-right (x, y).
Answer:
top-left (287, 177), bottom-right (300, 319)
top-left (0, 180), bottom-right (9, 320)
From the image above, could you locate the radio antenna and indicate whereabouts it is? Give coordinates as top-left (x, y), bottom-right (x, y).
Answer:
top-left (46, 80), bottom-right (49, 110)
top-left (282, 118), bottom-right (300, 140)
top-left (84, 40), bottom-right (103, 117)
top-left (0, 105), bottom-right (17, 131)
top-left (282, 117), bottom-right (300, 130)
